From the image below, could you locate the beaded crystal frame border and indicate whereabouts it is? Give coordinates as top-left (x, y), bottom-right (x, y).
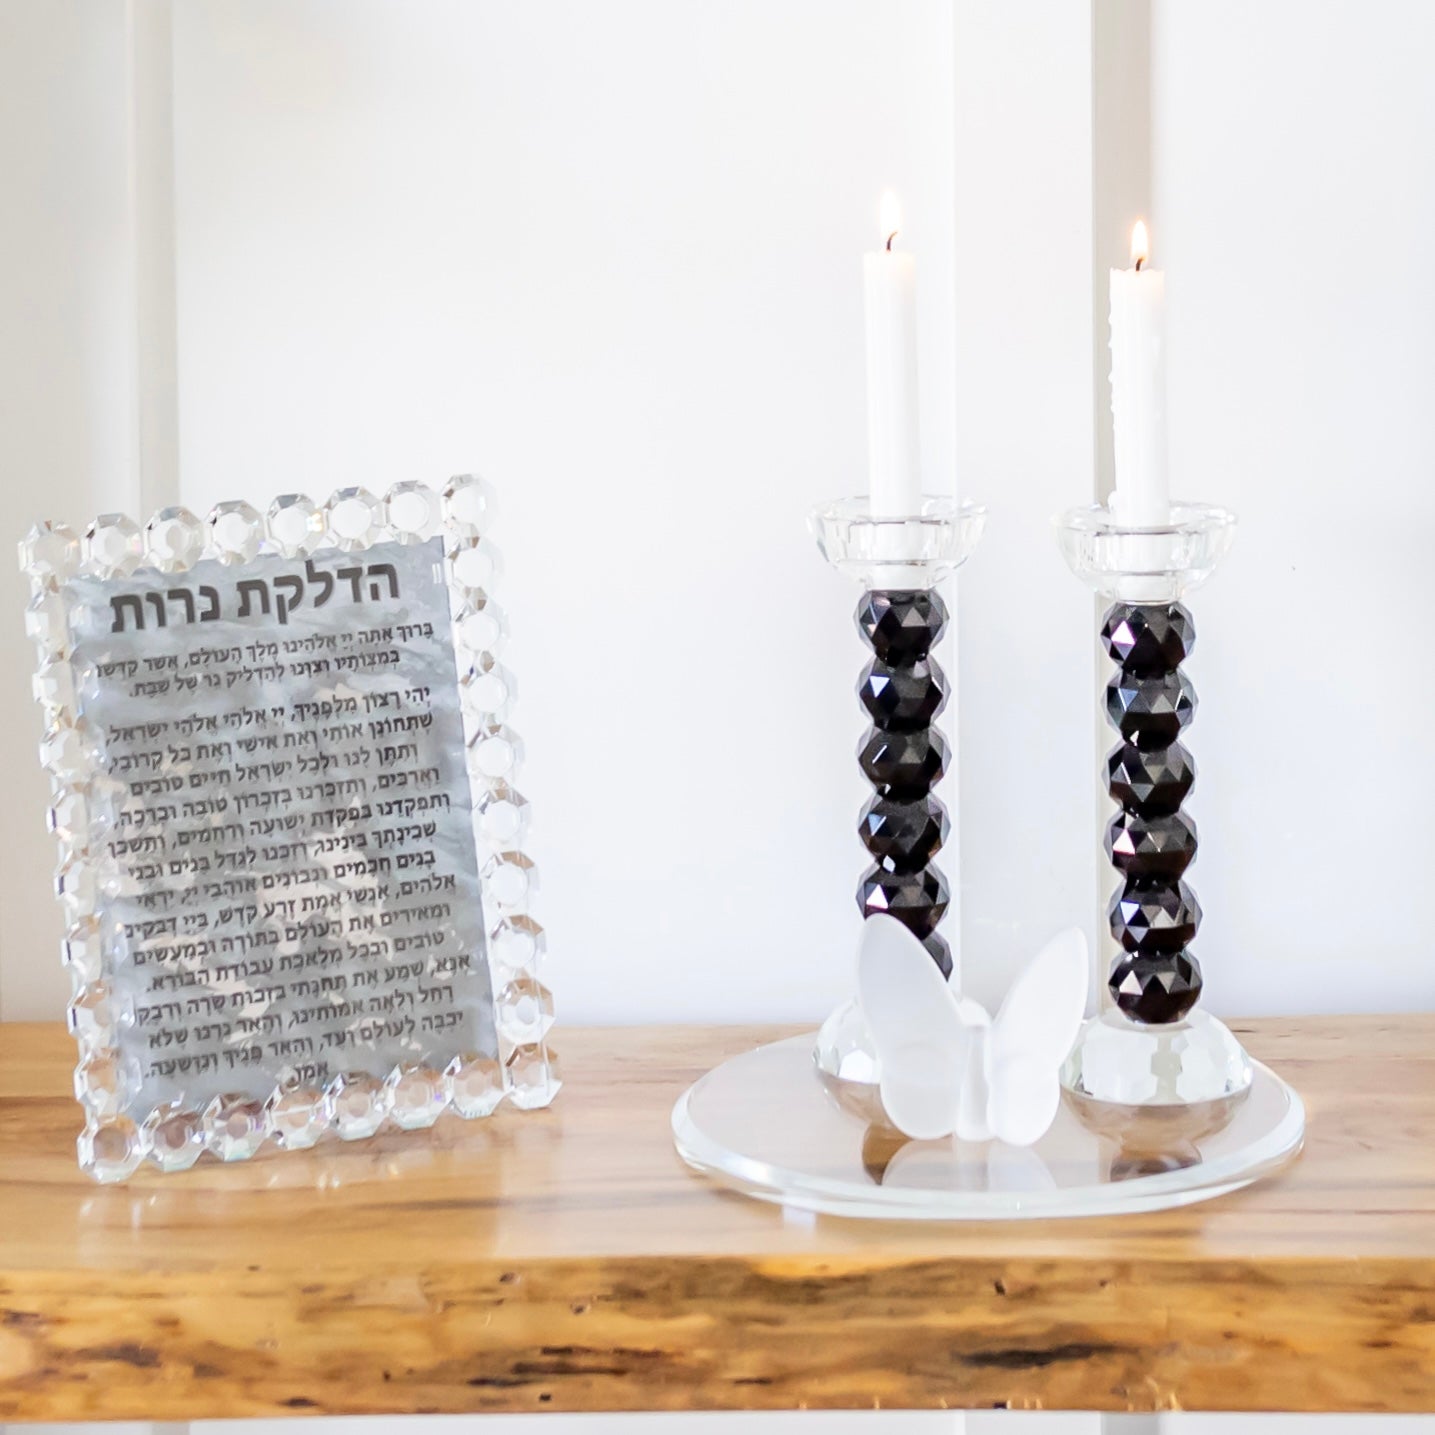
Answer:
top-left (20, 477), bottom-right (559, 1182)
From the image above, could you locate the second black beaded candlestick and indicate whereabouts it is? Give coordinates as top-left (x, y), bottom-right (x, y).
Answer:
top-left (1056, 500), bottom-right (1256, 1108)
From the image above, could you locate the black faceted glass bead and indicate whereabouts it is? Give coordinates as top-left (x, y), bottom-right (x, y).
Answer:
top-left (1106, 741), bottom-right (1195, 816)
top-left (1109, 950), bottom-right (1203, 1024)
top-left (1102, 602), bottom-right (1195, 676)
top-left (858, 793), bottom-right (949, 873)
top-left (855, 925), bottom-right (954, 983)
top-left (857, 862), bottom-right (949, 939)
top-left (1109, 878), bottom-right (1202, 955)
top-left (858, 725), bottom-right (949, 799)
top-left (1105, 669), bottom-right (1197, 750)
top-left (1105, 810), bottom-right (1198, 880)
top-left (856, 589), bottom-right (949, 664)
top-left (922, 930), bottom-right (954, 980)
top-left (858, 657), bottom-right (948, 732)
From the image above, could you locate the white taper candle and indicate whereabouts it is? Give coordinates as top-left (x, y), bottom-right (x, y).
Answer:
top-left (864, 192), bottom-right (922, 517)
top-left (1109, 221), bottom-right (1170, 527)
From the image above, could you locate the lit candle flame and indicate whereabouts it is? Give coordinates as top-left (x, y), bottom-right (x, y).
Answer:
top-left (880, 191), bottom-right (902, 251)
top-left (1131, 219), bottom-right (1150, 271)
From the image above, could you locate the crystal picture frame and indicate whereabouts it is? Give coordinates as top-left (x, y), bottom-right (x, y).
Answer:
top-left (21, 478), bottom-right (558, 1182)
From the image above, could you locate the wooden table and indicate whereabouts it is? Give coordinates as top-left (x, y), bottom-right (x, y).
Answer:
top-left (0, 1016), bottom-right (1431, 1421)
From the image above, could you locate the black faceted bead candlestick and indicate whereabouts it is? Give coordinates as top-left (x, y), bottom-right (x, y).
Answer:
top-left (809, 494), bottom-right (985, 1088)
top-left (1057, 501), bottom-right (1257, 1106)
top-left (855, 590), bottom-right (953, 976)
top-left (1102, 601), bottom-right (1203, 1023)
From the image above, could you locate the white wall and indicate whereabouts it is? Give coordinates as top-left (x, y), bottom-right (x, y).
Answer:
top-left (0, 0), bottom-right (138, 1020)
top-left (166, 0), bottom-right (959, 1025)
top-left (1152, 0), bottom-right (1435, 1015)
top-left (4, 1), bottom-right (1435, 1032)
top-left (951, 0), bottom-right (1099, 1011)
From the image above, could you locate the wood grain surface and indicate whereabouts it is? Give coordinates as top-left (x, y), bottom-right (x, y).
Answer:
top-left (0, 1016), bottom-right (1431, 1420)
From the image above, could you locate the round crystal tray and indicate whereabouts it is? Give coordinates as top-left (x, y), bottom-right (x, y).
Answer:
top-left (673, 1033), bottom-right (1303, 1220)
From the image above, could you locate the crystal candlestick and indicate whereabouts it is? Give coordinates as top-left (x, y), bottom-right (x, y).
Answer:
top-left (670, 495), bottom-right (1302, 1219)
top-left (808, 495), bottom-right (986, 1086)
top-left (1056, 501), bottom-right (1251, 1106)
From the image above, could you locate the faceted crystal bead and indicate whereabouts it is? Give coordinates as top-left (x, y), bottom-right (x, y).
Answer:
top-left (56, 855), bottom-right (100, 921)
top-left (468, 724), bottom-right (523, 783)
top-left (68, 982), bottom-right (115, 1045)
top-left (858, 793), bottom-right (949, 873)
top-left (858, 725), bottom-right (949, 799)
top-left (19, 521), bottom-right (79, 586)
top-left (144, 506), bottom-right (205, 572)
top-left (206, 501), bottom-right (264, 563)
top-left (74, 1049), bottom-right (128, 1116)
top-left (483, 851), bottom-right (536, 911)
top-left (78, 1116), bottom-right (142, 1183)
top-left (385, 481), bottom-right (442, 542)
top-left (41, 722), bottom-right (97, 783)
top-left (1109, 950), bottom-right (1203, 1024)
top-left (143, 1102), bottom-right (205, 1172)
top-left (857, 863), bottom-right (950, 939)
top-left (325, 1071), bottom-right (389, 1140)
top-left (266, 1085), bottom-right (327, 1150)
top-left (1102, 602), bottom-right (1195, 676)
top-left (449, 538), bottom-right (503, 592)
top-left (83, 513), bottom-right (142, 578)
top-left (858, 657), bottom-right (948, 732)
top-left (446, 1051), bottom-right (505, 1117)
top-left (385, 1064), bottom-right (449, 1131)
top-left (1106, 742), bottom-right (1195, 817)
top-left (25, 590), bottom-right (71, 659)
top-left (1106, 809), bottom-right (1198, 880)
top-left (57, 786), bottom-right (102, 839)
top-left (33, 659), bottom-right (77, 715)
top-left (477, 784), bottom-right (530, 848)
top-left (443, 473), bottom-right (496, 535)
top-left (1109, 878), bottom-right (1202, 955)
top-left (855, 589), bottom-right (948, 664)
top-left (266, 493), bottom-right (326, 557)
top-left (1105, 669), bottom-right (1196, 749)
top-left (456, 596), bottom-right (508, 656)
top-left (203, 1093), bottom-right (269, 1161)
top-left (489, 913), bottom-right (546, 974)
top-left (506, 1043), bottom-right (562, 1110)
top-left (461, 659), bottom-right (516, 723)
top-left (496, 975), bottom-right (556, 1045)
top-left (325, 487), bottom-right (385, 550)
top-left (62, 917), bottom-right (106, 985)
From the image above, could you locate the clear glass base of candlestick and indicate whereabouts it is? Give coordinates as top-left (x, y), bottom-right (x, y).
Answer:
top-left (813, 996), bottom-right (881, 1092)
top-left (672, 1032), bottom-right (1304, 1220)
top-left (1060, 1008), bottom-right (1253, 1106)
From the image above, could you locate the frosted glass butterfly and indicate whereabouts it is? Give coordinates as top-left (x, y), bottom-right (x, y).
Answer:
top-left (856, 915), bottom-right (1089, 1147)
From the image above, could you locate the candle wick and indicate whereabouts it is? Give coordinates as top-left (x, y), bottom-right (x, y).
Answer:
top-left (885, 231), bottom-right (898, 252)
top-left (1134, 256), bottom-right (1144, 272)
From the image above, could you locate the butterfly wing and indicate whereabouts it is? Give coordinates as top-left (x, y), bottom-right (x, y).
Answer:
top-left (857, 915), bottom-right (970, 1141)
top-left (985, 927), bottom-right (1089, 1146)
